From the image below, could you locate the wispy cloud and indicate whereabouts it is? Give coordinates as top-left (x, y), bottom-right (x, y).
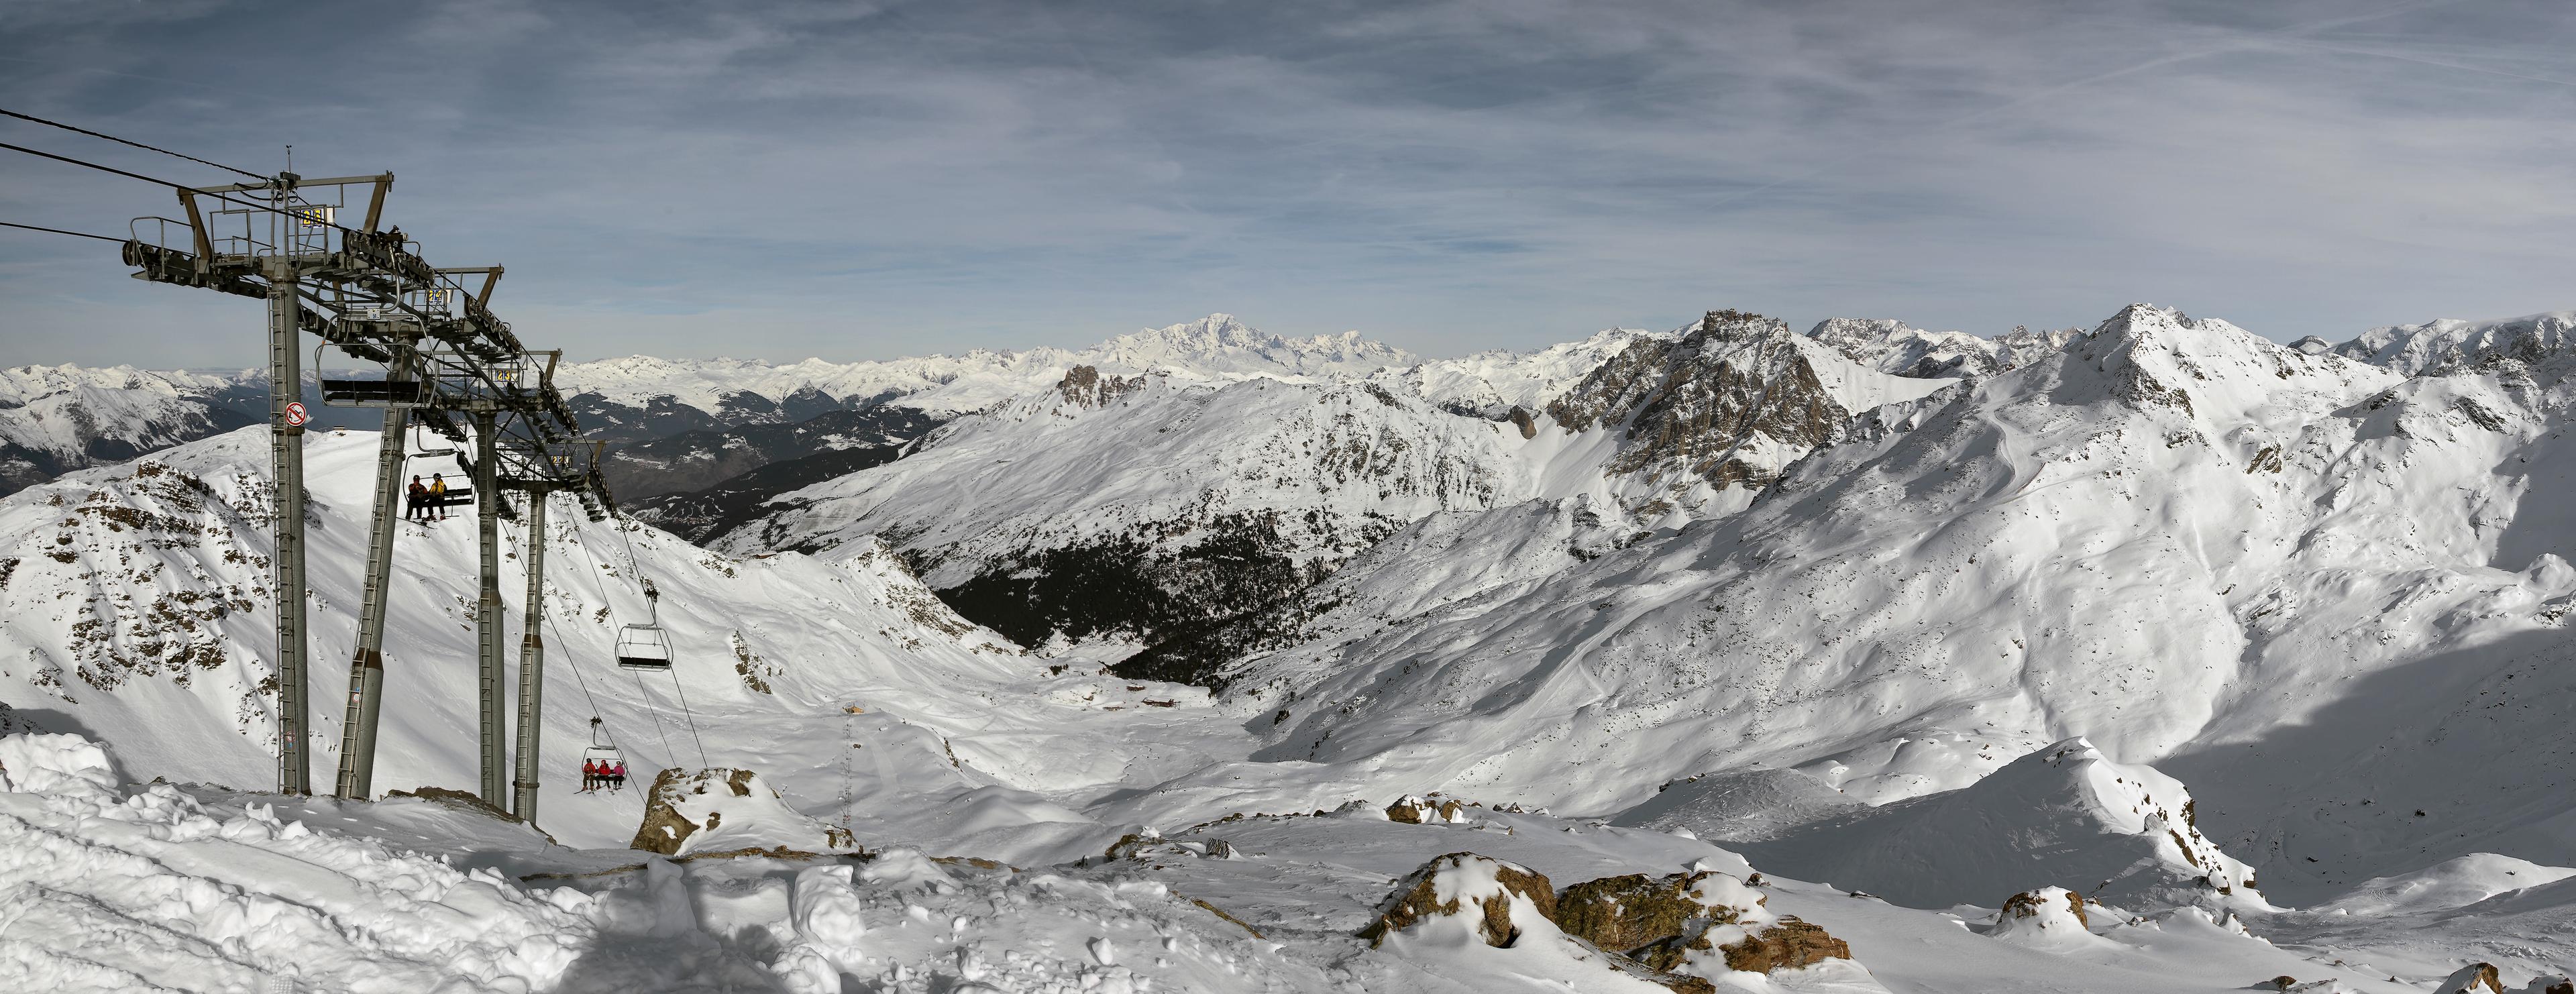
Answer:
top-left (3, 0), bottom-right (2573, 367)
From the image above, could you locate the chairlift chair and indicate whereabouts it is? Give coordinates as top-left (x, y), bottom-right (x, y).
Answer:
top-left (615, 579), bottom-right (674, 671)
top-left (314, 341), bottom-right (433, 409)
top-left (581, 717), bottom-right (624, 768)
top-left (410, 426), bottom-right (458, 459)
top-left (416, 483), bottom-right (476, 510)
top-left (580, 718), bottom-right (626, 791)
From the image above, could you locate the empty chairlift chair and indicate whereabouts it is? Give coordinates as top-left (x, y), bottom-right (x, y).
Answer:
top-left (615, 580), bottom-right (674, 671)
top-left (409, 426), bottom-right (458, 459)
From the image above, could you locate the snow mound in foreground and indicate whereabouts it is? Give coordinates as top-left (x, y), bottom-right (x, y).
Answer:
top-left (0, 732), bottom-right (594, 993)
top-left (1737, 738), bottom-right (2259, 911)
top-left (0, 732), bottom-right (1343, 993)
top-left (2433, 962), bottom-right (2576, 994)
top-left (1360, 852), bottom-right (1681, 991)
top-left (1986, 887), bottom-right (2108, 950)
top-left (629, 766), bottom-right (849, 857)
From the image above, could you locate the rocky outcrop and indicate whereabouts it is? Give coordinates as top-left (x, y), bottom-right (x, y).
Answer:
top-left (1359, 852), bottom-right (1557, 948)
top-left (1554, 869), bottom-right (1853, 979)
top-left (1056, 365), bottom-right (1147, 408)
top-left (2430, 965), bottom-right (2575, 994)
top-left (1998, 887), bottom-right (2089, 930)
top-left (1684, 918), bottom-right (1851, 973)
top-left (1385, 793), bottom-right (1467, 824)
top-left (629, 767), bottom-right (757, 854)
top-left (1978, 891), bottom-right (2102, 952)
top-left (2435, 964), bottom-right (2504, 994)
top-left (1558, 871), bottom-right (1760, 952)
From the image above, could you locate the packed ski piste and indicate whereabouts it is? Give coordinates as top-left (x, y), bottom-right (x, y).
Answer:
top-left (7, 309), bottom-right (2576, 993)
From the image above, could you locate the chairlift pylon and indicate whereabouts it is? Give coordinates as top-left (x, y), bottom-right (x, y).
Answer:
top-left (614, 579), bottom-right (674, 671)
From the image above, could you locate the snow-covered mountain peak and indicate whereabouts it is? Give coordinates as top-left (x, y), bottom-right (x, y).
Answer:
top-left (0, 364), bottom-right (231, 404)
top-left (1087, 313), bottom-right (1416, 377)
top-left (1804, 317), bottom-right (2081, 378)
top-left (1370, 325), bottom-right (1675, 417)
top-left (1690, 308), bottom-right (1790, 345)
top-left (1102, 313), bottom-right (1266, 351)
top-left (1537, 308), bottom-right (1952, 516)
top-left (2037, 302), bottom-right (2393, 431)
top-left (2335, 310), bottom-right (2576, 376)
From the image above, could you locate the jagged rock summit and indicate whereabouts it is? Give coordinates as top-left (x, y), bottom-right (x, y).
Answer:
top-left (1543, 309), bottom-right (1950, 516)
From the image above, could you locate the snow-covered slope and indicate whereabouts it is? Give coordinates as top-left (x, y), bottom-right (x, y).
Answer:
top-left (1735, 738), bottom-right (2258, 911)
top-left (0, 425), bottom-right (1190, 854)
top-left (19, 726), bottom-right (2573, 994)
top-left (1196, 302), bottom-right (2576, 905)
top-left (723, 371), bottom-right (1532, 649)
top-left (722, 310), bottom-right (1949, 666)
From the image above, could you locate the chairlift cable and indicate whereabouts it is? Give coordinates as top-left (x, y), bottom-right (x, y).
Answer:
top-left (0, 107), bottom-right (266, 179)
top-left (606, 511), bottom-right (709, 767)
top-left (0, 141), bottom-right (358, 232)
top-left (667, 666), bottom-right (711, 769)
top-left (0, 219), bottom-right (124, 242)
top-left (570, 512), bottom-right (678, 765)
top-left (569, 509), bottom-right (629, 629)
top-left (610, 508), bottom-right (655, 594)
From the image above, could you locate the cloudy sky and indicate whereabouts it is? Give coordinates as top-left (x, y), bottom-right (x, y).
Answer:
top-left (3, 0), bottom-right (2573, 368)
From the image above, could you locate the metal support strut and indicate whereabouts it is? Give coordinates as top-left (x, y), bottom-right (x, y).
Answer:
top-left (267, 267), bottom-right (312, 795)
top-left (474, 410), bottom-right (506, 806)
top-left (510, 494), bottom-right (550, 824)
top-left (331, 343), bottom-right (413, 800)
